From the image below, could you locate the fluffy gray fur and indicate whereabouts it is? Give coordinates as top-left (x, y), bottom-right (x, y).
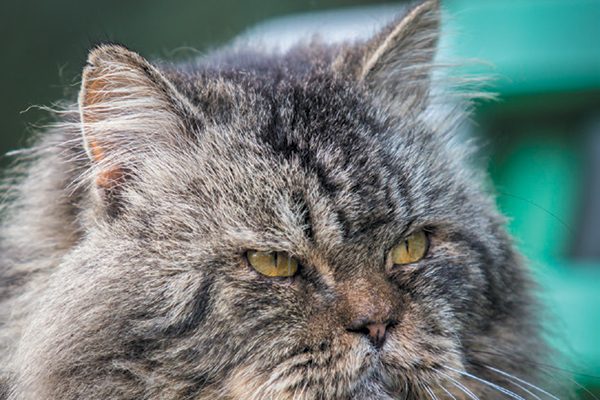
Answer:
top-left (1, 1), bottom-right (553, 398)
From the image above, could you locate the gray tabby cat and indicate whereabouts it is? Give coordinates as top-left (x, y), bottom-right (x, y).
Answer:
top-left (0, 0), bottom-right (552, 398)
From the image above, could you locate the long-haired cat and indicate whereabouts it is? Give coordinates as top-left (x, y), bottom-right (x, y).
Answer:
top-left (0, 1), bottom-right (555, 398)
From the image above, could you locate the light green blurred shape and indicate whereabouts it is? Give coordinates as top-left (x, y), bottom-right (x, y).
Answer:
top-left (493, 130), bottom-right (582, 263)
top-left (445, 0), bottom-right (600, 95)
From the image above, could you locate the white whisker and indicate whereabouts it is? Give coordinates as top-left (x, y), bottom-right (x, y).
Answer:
top-left (437, 370), bottom-right (480, 400)
top-left (501, 380), bottom-right (544, 400)
top-left (424, 384), bottom-right (440, 400)
top-left (444, 366), bottom-right (526, 400)
top-left (484, 365), bottom-right (560, 400)
top-left (439, 384), bottom-right (459, 400)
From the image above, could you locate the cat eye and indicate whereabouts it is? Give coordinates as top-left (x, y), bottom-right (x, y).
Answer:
top-left (247, 250), bottom-right (299, 277)
top-left (390, 230), bottom-right (429, 265)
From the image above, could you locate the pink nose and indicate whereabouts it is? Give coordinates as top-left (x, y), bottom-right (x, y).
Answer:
top-left (347, 320), bottom-right (392, 349)
top-left (367, 323), bottom-right (387, 346)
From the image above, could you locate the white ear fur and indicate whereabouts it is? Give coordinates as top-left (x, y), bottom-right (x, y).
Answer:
top-left (78, 44), bottom-right (198, 189)
top-left (360, 0), bottom-right (440, 116)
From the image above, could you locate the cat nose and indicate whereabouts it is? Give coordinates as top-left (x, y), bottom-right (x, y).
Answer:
top-left (338, 276), bottom-right (398, 349)
top-left (346, 319), bottom-right (393, 349)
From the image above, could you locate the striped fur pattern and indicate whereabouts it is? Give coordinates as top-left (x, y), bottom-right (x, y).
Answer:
top-left (1, 1), bottom-right (555, 398)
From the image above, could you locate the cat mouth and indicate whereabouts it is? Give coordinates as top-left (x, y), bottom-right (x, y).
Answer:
top-left (224, 329), bottom-right (462, 399)
top-left (222, 341), bottom-right (380, 399)
top-left (267, 343), bottom-right (428, 399)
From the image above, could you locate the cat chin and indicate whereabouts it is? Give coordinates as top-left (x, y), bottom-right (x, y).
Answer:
top-left (218, 339), bottom-right (377, 399)
top-left (219, 340), bottom-right (458, 400)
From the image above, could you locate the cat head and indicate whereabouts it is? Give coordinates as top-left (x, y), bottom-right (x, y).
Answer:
top-left (14, 1), bottom-right (543, 398)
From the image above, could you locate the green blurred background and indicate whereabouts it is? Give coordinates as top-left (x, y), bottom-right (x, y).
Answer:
top-left (1, 0), bottom-right (599, 397)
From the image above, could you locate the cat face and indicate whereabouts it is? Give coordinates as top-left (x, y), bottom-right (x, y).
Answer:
top-left (10, 1), bottom-right (543, 399)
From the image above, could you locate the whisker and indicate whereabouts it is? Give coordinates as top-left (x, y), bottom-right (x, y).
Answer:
top-left (497, 191), bottom-right (575, 237)
top-left (470, 349), bottom-right (600, 381)
top-left (444, 366), bottom-right (526, 400)
top-left (563, 378), bottom-right (600, 400)
top-left (437, 370), bottom-right (480, 400)
top-left (470, 348), bottom-right (599, 400)
top-left (424, 384), bottom-right (440, 400)
top-left (484, 365), bottom-right (559, 400)
top-left (500, 380), bottom-right (544, 400)
top-left (439, 384), bottom-right (459, 400)
top-left (503, 381), bottom-right (545, 400)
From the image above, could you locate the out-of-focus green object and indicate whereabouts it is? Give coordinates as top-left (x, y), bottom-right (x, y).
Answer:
top-left (445, 0), bottom-right (600, 390)
top-left (446, 0), bottom-right (600, 95)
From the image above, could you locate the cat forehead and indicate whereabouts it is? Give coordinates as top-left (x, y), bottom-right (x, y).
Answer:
top-left (153, 66), bottom-right (458, 198)
top-left (130, 57), bottom-right (470, 239)
top-left (165, 65), bottom-right (425, 167)
top-left (168, 66), bottom-right (382, 128)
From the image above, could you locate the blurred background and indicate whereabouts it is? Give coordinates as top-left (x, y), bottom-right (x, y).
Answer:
top-left (1, 0), bottom-right (599, 397)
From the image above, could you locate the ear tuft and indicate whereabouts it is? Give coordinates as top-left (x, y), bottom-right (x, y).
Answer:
top-left (348, 0), bottom-right (441, 116)
top-left (78, 44), bottom-right (197, 194)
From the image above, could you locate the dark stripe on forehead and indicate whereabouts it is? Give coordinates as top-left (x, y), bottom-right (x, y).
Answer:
top-left (262, 89), bottom-right (343, 199)
top-left (291, 191), bottom-right (314, 242)
top-left (258, 77), bottom-right (408, 241)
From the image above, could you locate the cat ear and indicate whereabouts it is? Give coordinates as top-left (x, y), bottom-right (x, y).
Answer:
top-left (78, 44), bottom-right (198, 192)
top-left (340, 0), bottom-right (440, 116)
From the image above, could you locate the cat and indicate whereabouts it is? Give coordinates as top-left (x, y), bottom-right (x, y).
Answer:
top-left (0, 0), bottom-right (555, 398)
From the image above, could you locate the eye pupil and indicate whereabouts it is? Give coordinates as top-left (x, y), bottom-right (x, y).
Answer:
top-left (391, 230), bottom-right (429, 266)
top-left (247, 250), bottom-right (299, 277)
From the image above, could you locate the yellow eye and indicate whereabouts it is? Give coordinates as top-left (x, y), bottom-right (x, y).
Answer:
top-left (391, 230), bottom-right (429, 265)
top-left (247, 250), bottom-right (299, 277)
